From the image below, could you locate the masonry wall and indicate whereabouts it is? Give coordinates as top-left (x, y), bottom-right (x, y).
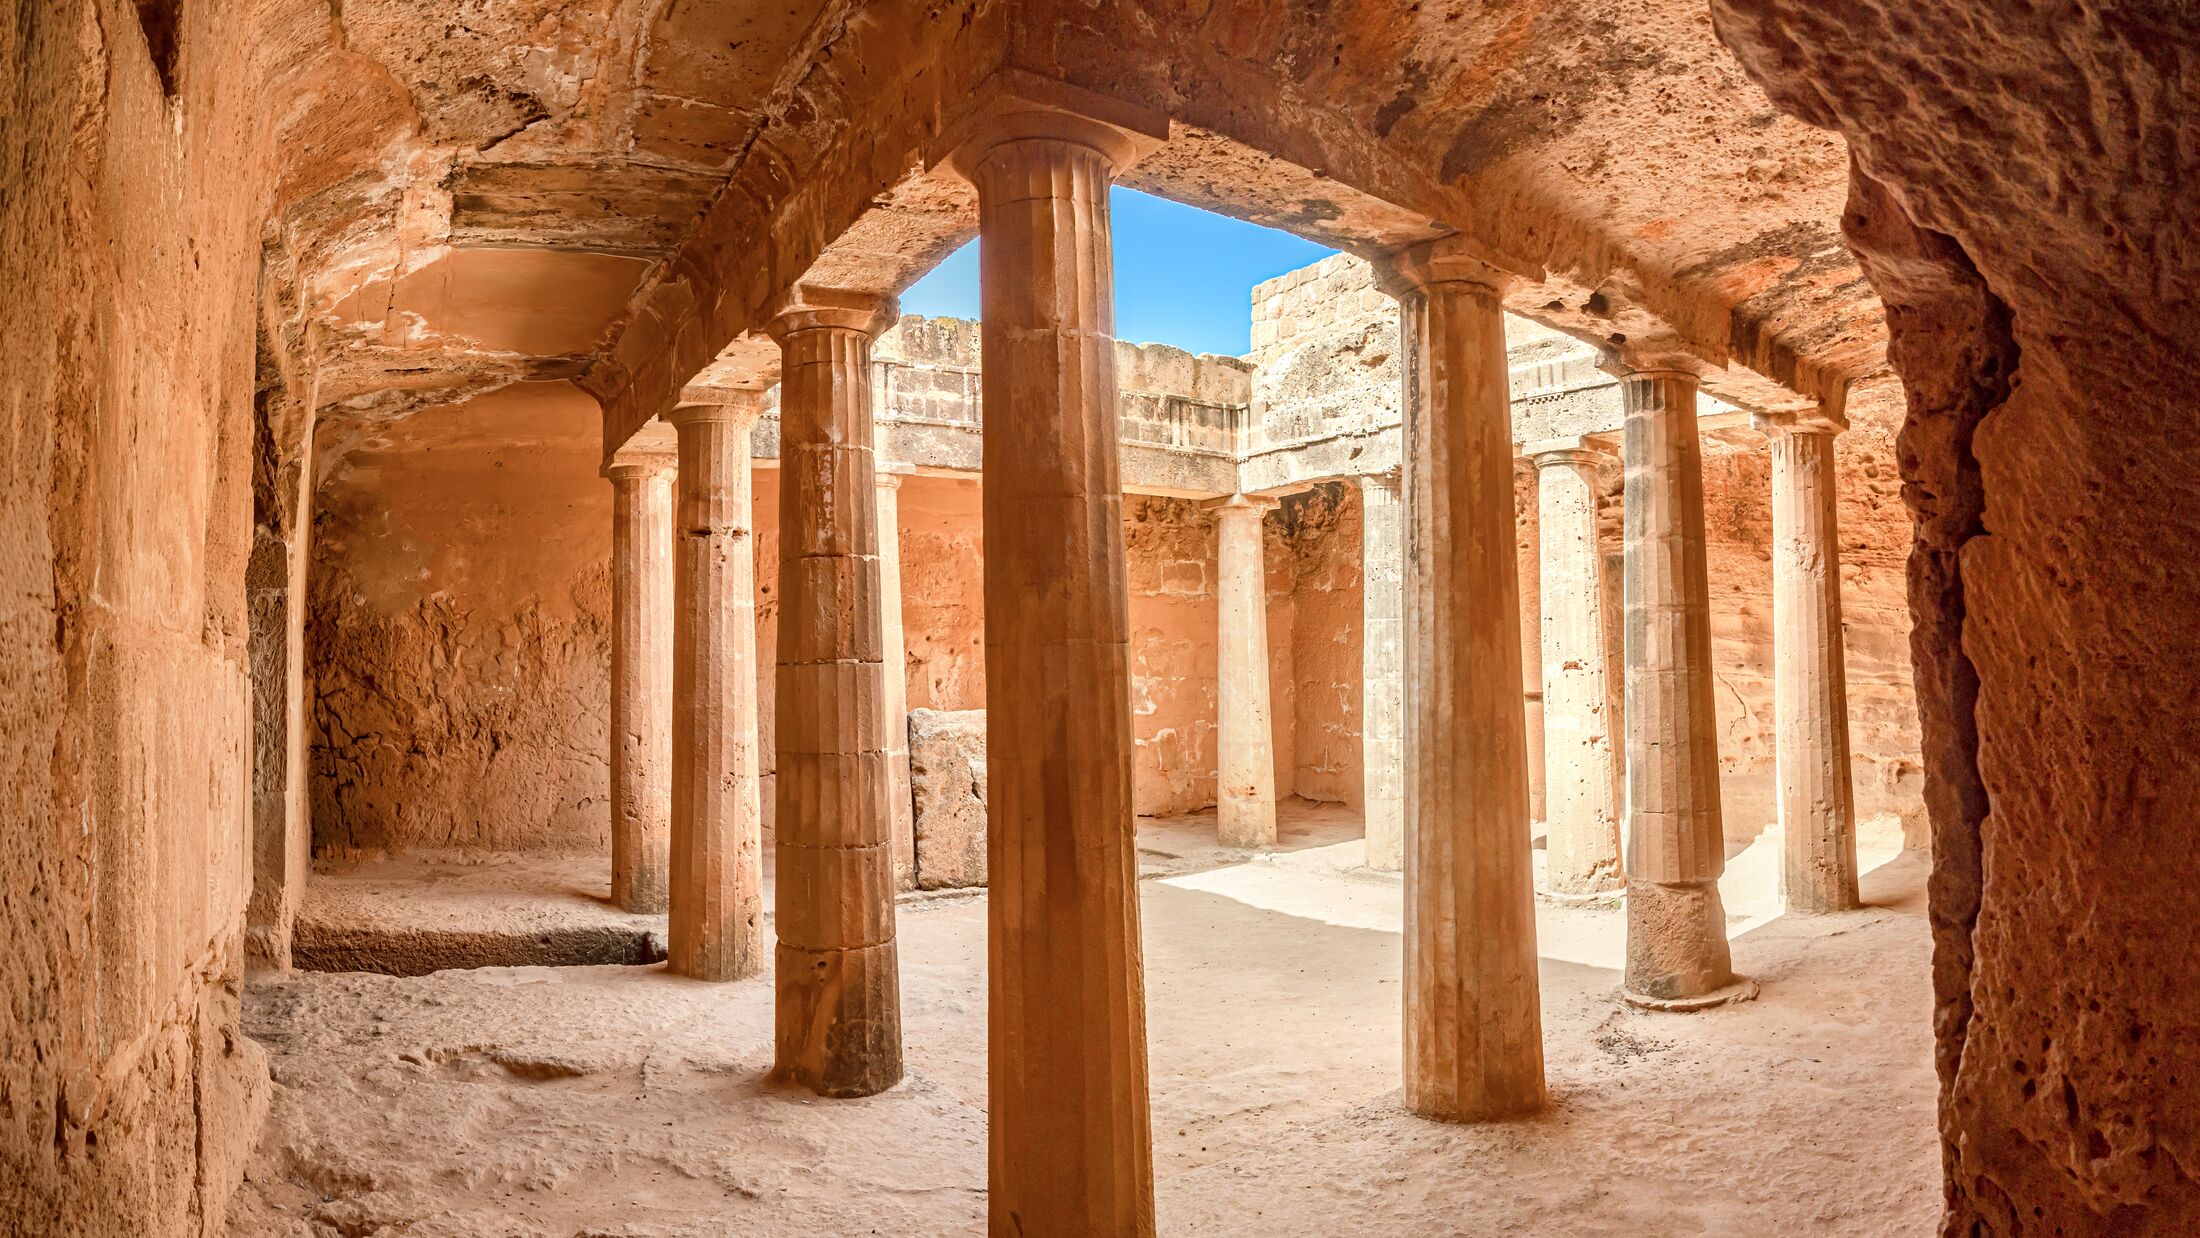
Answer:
top-left (2, 4), bottom-right (281, 1232)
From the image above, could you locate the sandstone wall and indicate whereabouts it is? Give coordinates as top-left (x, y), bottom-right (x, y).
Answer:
top-left (2, 4), bottom-right (281, 1232)
top-left (308, 383), bottom-right (614, 856)
top-left (1282, 484), bottom-right (1366, 806)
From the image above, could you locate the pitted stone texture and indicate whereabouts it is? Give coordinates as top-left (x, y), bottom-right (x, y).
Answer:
top-left (910, 710), bottom-right (989, 889)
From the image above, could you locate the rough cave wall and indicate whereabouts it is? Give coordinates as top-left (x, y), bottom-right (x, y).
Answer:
top-left (1, 3), bottom-right (282, 1232)
top-left (1285, 483), bottom-right (1365, 806)
top-left (307, 383), bottom-right (614, 857)
top-left (1713, 3), bottom-right (2200, 1227)
top-left (897, 476), bottom-right (987, 712)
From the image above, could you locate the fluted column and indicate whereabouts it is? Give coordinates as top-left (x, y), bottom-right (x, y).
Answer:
top-left (1759, 413), bottom-right (1860, 913)
top-left (764, 292), bottom-right (904, 1096)
top-left (960, 105), bottom-right (1159, 1235)
top-left (1377, 242), bottom-right (1544, 1121)
top-left (606, 444), bottom-right (677, 913)
top-left (876, 467), bottom-right (917, 890)
top-left (1516, 461), bottom-right (1547, 825)
top-left (1211, 494), bottom-right (1279, 847)
top-left (1619, 368), bottom-right (1753, 1009)
top-left (1359, 471), bottom-right (1406, 871)
top-left (667, 399), bottom-right (767, 982)
top-left (1529, 441), bottom-right (1623, 898)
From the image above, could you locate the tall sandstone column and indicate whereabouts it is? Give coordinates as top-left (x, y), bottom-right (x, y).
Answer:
top-left (1530, 440), bottom-right (1624, 898)
top-left (667, 399), bottom-right (767, 982)
top-left (875, 467), bottom-right (917, 889)
top-left (1212, 494), bottom-right (1280, 848)
top-left (1516, 461), bottom-right (1547, 824)
top-left (766, 292), bottom-right (904, 1096)
top-left (1359, 471), bottom-right (1406, 871)
top-left (606, 444), bottom-right (677, 913)
top-left (955, 95), bottom-right (1162, 1235)
top-left (1758, 411), bottom-right (1860, 912)
top-left (1377, 242), bottom-right (1545, 1121)
top-left (1619, 368), bottom-right (1754, 1009)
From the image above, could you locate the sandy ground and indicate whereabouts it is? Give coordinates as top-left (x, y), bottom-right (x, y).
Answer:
top-left (229, 803), bottom-right (1937, 1235)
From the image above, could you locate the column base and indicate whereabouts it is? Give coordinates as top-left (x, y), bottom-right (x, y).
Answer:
top-left (1539, 882), bottom-right (1625, 907)
top-left (1622, 976), bottom-right (1760, 1012)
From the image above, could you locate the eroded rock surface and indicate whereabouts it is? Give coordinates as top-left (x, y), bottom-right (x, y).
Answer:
top-left (909, 709), bottom-right (989, 890)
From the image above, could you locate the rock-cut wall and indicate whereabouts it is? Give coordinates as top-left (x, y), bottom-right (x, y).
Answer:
top-left (2, 4), bottom-right (287, 1232)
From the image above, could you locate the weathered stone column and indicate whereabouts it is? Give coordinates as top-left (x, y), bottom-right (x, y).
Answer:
top-left (667, 398), bottom-right (767, 982)
top-left (1619, 367), bottom-right (1754, 1009)
top-left (1211, 494), bottom-right (1280, 847)
top-left (876, 466), bottom-right (917, 890)
top-left (1377, 241), bottom-right (1545, 1121)
top-left (1757, 410), bottom-right (1861, 913)
top-left (766, 290), bottom-right (904, 1097)
top-left (1528, 440), bottom-right (1624, 898)
top-left (1359, 471), bottom-right (1406, 872)
top-left (955, 94), bottom-right (1164, 1234)
top-left (1516, 461), bottom-right (1547, 825)
top-left (606, 441), bottom-right (677, 913)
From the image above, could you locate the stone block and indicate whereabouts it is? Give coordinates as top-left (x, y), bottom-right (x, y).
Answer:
top-left (909, 708), bottom-right (988, 889)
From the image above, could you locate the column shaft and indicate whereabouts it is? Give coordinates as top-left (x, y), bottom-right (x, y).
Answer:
top-left (1214, 497), bottom-right (1279, 847)
top-left (1620, 371), bottom-right (1748, 1007)
top-left (668, 403), bottom-right (766, 981)
top-left (1391, 260), bottom-right (1544, 1120)
top-left (770, 304), bottom-right (903, 1096)
top-left (1534, 446), bottom-right (1623, 897)
top-left (609, 453), bottom-right (676, 913)
top-left (1767, 424), bottom-right (1860, 911)
top-left (876, 472), bottom-right (917, 890)
top-left (1516, 462), bottom-right (1547, 824)
top-left (1359, 473), bottom-right (1406, 871)
top-left (973, 133), bottom-right (1154, 1234)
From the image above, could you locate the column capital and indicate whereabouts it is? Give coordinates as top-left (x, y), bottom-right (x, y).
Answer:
top-left (1369, 235), bottom-right (1516, 299)
top-left (603, 447), bottom-right (677, 483)
top-left (1597, 338), bottom-right (1720, 383)
top-left (1522, 437), bottom-right (1616, 469)
top-left (874, 462), bottom-right (914, 491)
top-left (1201, 492), bottom-right (1280, 518)
top-left (764, 285), bottom-right (899, 341)
top-left (1750, 398), bottom-right (1849, 437)
top-left (667, 393), bottom-right (768, 431)
top-left (935, 68), bottom-right (1169, 183)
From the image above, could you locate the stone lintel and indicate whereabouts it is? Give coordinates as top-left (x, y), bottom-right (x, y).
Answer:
top-left (933, 68), bottom-right (1171, 182)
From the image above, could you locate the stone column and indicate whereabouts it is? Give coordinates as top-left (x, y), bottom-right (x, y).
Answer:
top-left (1516, 461), bottom-right (1547, 825)
top-left (1528, 440), bottom-right (1624, 898)
top-left (606, 443), bottom-right (677, 913)
top-left (1359, 471), bottom-right (1406, 872)
top-left (1619, 367), bottom-right (1754, 1009)
top-left (876, 467), bottom-right (917, 890)
top-left (1758, 411), bottom-right (1861, 913)
top-left (1377, 242), bottom-right (1545, 1121)
top-left (765, 291), bottom-right (904, 1097)
top-left (958, 100), bottom-right (1161, 1234)
top-left (667, 398), bottom-right (767, 982)
top-left (1211, 494), bottom-right (1280, 847)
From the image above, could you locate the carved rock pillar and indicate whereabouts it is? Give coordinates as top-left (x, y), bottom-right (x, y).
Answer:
top-left (607, 444), bottom-right (677, 913)
top-left (1760, 411), bottom-right (1860, 913)
top-left (666, 399), bottom-right (767, 982)
top-left (1619, 369), bottom-right (1753, 1009)
top-left (1212, 494), bottom-right (1280, 848)
top-left (1379, 243), bottom-right (1545, 1120)
top-left (1529, 440), bottom-right (1624, 898)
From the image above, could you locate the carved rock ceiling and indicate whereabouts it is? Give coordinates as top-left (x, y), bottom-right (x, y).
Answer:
top-left (268, 0), bottom-right (1890, 461)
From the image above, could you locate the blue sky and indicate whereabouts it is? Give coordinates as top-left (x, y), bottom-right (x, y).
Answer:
top-left (899, 187), bottom-right (1335, 357)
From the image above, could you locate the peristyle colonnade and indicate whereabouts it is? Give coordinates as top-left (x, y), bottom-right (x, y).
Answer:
top-left (596, 82), bottom-right (1864, 1230)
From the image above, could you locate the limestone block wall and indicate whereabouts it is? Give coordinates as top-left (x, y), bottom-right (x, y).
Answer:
top-left (1282, 484), bottom-right (1365, 805)
top-left (308, 383), bottom-right (615, 856)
